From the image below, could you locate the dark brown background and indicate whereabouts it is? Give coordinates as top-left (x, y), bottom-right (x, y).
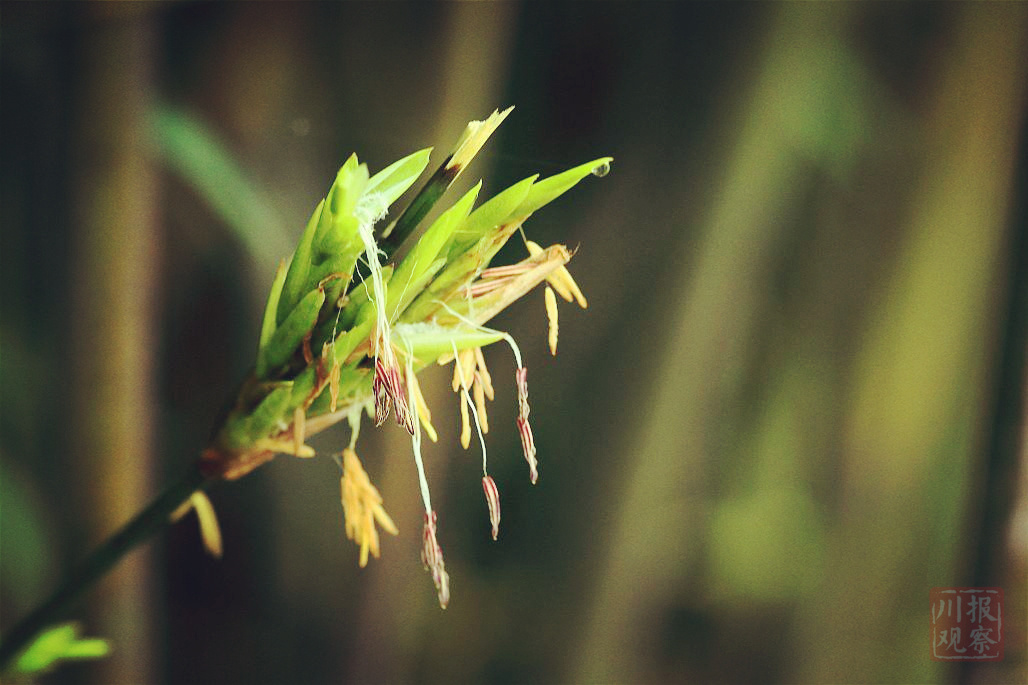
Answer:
top-left (2, 2), bottom-right (1026, 684)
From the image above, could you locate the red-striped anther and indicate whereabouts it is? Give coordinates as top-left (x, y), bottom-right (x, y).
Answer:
top-left (482, 476), bottom-right (501, 540)
top-left (421, 511), bottom-right (450, 609)
top-left (387, 365), bottom-right (414, 435)
top-left (515, 367), bottom-right (530, 420)
top-left (516, 416), bottom-right (538, 484)
top-left (373, 357), bottom-right (414, 435)
top-left (514, 366), bottom-right (537, 483)
top-left (373, 357), bottom-right (392, 426)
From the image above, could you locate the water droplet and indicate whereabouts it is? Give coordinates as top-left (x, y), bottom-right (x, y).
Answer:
top-left (591, 160), bottom-right (611, 178)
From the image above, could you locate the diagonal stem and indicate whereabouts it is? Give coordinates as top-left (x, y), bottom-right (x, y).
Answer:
top-left (0, 463), bottom-right (214, 672)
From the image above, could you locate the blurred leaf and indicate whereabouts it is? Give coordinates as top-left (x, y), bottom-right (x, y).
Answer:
top-left (0, 454), bottom-right (56, 610)
top-left (10, 623), bottom-right (109, 677)
top-left (768, 41), bottom-right (874, 180)
top-left (709, 486), bottom-right (824, 603)
top-left (148, 104), bottom-right (290, 271)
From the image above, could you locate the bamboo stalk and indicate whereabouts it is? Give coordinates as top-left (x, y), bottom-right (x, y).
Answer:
top-left (0, 466), bottom-right (213, 672)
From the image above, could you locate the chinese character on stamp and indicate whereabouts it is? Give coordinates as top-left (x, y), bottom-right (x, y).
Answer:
top-left (931, 587), bottom-right (1003, 661)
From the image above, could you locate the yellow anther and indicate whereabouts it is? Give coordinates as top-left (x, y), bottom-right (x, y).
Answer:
top-left (328, 359), bottom-right (341, 412)
top-left (409, 373), bottom-right (438, 443)
top-left (460, 393), bottom-right (472, 449)
top-left (544, 272), bottom-right (574, 303)
top-left (293, 407), bottom-right (306, 457)
top-left (459, 349), bottom-right (477, 394)
top-left (191, 492), bottom-right (223, 558)
top-left (341, 448), bottom-right (398, 568)
top-left (451, 358), bottom-right (461, 391)
top-left (553, 266), bottom-right (588, 309)
top-left (545, 286), bottom-right (559, 356)
top-left (451, 348), bottom-right (476, 392)
top-left (170, 491), bottom-right (223, 558)
top-left (474, 347), bottom-right (495, 401)
top-left (473, 376), bottom-right (489, 434)
top-left (525, 239), bottom-right (587, 308)
top-left (254, 437), bottom-right (316, 458)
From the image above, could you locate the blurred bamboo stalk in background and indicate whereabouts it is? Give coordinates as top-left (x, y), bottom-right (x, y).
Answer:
top-left (573, 2), bottom-right (1028, 683)
top-left (795, 5), bottom-right (1028, 683)
top-left (572, 4), bottom-right (859, 682)
top-left (69, 5), bottom-right (161, 683)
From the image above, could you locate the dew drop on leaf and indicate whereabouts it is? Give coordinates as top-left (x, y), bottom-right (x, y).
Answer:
top-left (591, 160), bottom-right (611, 178)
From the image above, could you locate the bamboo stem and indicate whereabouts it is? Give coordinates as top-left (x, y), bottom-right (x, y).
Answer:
top-left (0, 464), bottom-right (214, 672)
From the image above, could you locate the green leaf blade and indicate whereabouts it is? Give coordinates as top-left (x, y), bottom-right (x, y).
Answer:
top-left (387, 182), bottom-right (482, 315)
top-left (446, 175), bottom-right (537, 258)
top-left (277, 200), bottom-right (324, 326)
top-left (393, 323), bottom-right (504, 361)
top-left (258, 286), bottom-right (326, 378)
top-left (514, 157), bottom-right (613, 217)
top-left (363, 148), bottom-right (433, 212)
top-left (258, 259), bottom-right (289, 352)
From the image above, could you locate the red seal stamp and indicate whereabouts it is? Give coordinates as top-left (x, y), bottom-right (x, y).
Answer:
top-left (931, 587), bottom-right (1003, 661)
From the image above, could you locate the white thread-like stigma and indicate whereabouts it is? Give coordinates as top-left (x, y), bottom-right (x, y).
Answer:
top-left (355, 218), bottom-right (391, 359)
top-left (451, 341), bottom-right (490, 475)
top-left (399, 337), bottom-right (433, 514)
top-left (435, 300), bottom-right (524, 370)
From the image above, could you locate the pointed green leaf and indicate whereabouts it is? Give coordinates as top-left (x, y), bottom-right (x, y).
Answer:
top-left (387, 257), bottom-right (447, 322)
top-left (257, 286), bottom-right (326, 378)
top-left (315, 155), bottom-right (369, 254)
top-left (363, 148), bottom-right (433, 213)
top-left (258, 259), bottom-right (289, 352)
top-left (330, 307), bottom-right (376, 364)
top-left (308, 261), bottom-right (391, 354)
top-left (314, 214), bottom-right (362, 262)
top-left (393, 322), bottom-right (504, 361)
top-left (307, 252), bottom-right (358, 295)
top-left (277, 199), bottom-right (324, 325)
top-left (222, 383), bottom-right (294, 447)
top-left (325, 155), bottom-right (368, 220)
top-left (388, 182), bottom-right (481, 311)
top-left (513, 157), bottom-right (613, 217)
top-left (446, 175), bottom-right (537, 258)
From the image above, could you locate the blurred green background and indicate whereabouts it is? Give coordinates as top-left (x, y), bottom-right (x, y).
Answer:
top-left (2, 2), bottom-right (1026, 684)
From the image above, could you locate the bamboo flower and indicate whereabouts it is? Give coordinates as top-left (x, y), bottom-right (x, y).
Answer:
top-left (340, 448), bottom-right (399, 568)
top-left (196, 109), bottom-right (610, 605)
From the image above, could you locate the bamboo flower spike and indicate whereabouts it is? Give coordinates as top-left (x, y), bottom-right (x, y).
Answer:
top-left (0, 114), bottom-right (611, 679)
top-left (191, 109), bottom-right (611, 607)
